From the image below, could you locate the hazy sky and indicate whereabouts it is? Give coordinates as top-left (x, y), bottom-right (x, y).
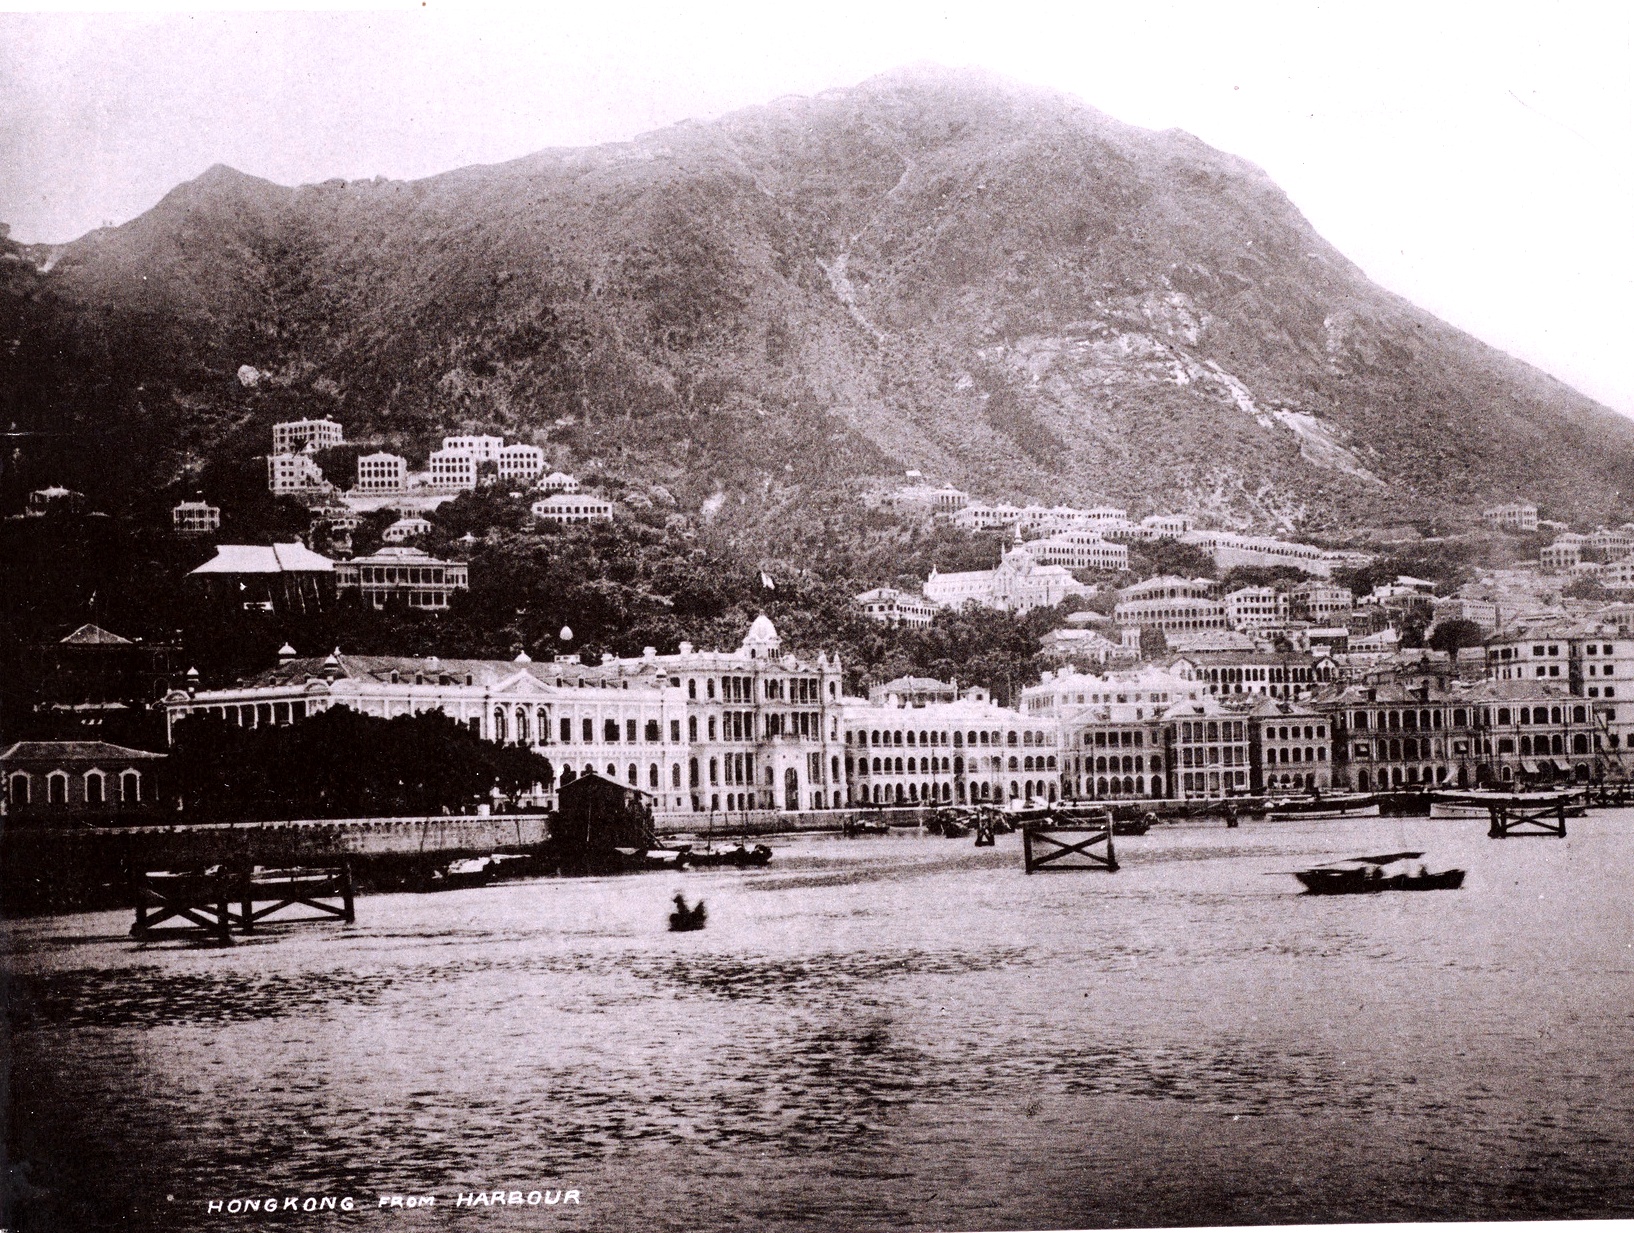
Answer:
top-left (2, 2), bottom-right (1631, 414)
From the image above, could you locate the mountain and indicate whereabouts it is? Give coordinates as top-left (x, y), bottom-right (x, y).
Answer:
top-left (5, 65), bottom-right (1631, 532)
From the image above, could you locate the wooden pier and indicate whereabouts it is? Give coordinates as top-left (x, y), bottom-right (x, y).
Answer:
top-left (131, 863), bottom-right (355, 943)
top-left (1022, 822), bottom-right (1118, 873)
top-left (1486, 802), bottom-right (1567, 839)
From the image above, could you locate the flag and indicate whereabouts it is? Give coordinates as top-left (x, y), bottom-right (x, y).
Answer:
top-left (758, 570), bottom-right (776, 592)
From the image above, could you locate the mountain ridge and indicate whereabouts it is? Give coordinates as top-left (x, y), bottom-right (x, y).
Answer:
top-left (4, 66), bottom-right (1630, 531)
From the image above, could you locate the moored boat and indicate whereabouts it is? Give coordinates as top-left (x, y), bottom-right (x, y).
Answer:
top-left (1266, 791), bottom-right (1379, 821)
top-left (1429, 787), bottom-right (1585, 819)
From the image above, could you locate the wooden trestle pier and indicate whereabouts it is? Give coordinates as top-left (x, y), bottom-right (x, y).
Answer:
top-left (131, 864), bottom-right (356, 943)
top-left (1022, 821), bottom-right (1118, 873)
top-left (1486, 801), bottom-right (1567, 839)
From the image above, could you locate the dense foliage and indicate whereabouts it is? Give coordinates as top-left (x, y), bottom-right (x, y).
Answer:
top-left (166, 706), bottom-right (554, 820)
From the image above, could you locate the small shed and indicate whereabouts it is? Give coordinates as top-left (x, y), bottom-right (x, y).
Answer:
top-left (551, 772), bottom-right (657, 874)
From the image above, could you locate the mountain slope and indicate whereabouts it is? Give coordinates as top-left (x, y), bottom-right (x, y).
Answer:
top-left (5, 65), bottom-right (1631, 530)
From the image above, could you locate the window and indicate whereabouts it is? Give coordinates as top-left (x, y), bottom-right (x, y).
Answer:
top-left (583, 717), bottom-right (594, 743)
top-left (645, 720), bottom-right (661, 743)
top-left (626, 719), bottom-right (638, 743)
top-left (562, 717), bottom-right (572, 743)
top-left (8, 772), bottom-right (28, 805)
top-left (85, 771), bottom-right (104, 805)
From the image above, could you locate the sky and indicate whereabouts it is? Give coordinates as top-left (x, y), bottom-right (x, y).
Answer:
top-left (2, 2), bottom-right (1631, 414)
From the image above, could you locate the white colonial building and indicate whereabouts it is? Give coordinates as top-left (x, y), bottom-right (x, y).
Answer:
top-left (428, 447), bottom-right (479, 492)
top-left (923, 545), bottom-right (1091, 614)
top-left (498, 444), bottom-right (546, 481)
top-left (355, 452), bottom-right (408, 495)
top-left (853, 586), bottom-right (937, 628)
top-left (532, 494), bottom-right (615, 524)
top-left (272, 417), bottom-right (343, 456)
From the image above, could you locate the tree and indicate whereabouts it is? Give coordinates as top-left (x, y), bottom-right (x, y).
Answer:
top-left (167, 706), bottom-right (554, 820)
top-left (1427, 618), bottom-right (1485, 654)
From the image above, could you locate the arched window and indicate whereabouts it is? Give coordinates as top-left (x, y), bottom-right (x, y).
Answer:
top-left (538, 706), bottom-right (549, 739)
top-left (47, 772), bottom-right (68, 805)
top-left (515, 707), bottom-right (529, 745)
top-left (649, 763), bottom-right (660, 788)
top-left (494, 707), bottom-right (508, 742)
top-left (560, 767), bottom-right (577, 786)
top-left (84, 771), bottom-right (104, 805)
top-left (671, 763), bottom-right (682, 788)
top-left (8, 772), bottom-right (29, 805)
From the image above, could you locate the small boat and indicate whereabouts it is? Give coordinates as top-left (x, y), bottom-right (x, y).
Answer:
top-left (1429, 788), bottom-right (1586, 820)
top-left (681, 843), bottom-right (773, 868)
top-left (842, 818), bottom-right (891, 837)
top-left (1293, 851), bottom-right (1465, 895)
top-left (1266, 791), bottom-right (1379, 821)
top-left (431, 856), bottom-right (497, 889)
top-left (668, 893), bottom-right (707, 932)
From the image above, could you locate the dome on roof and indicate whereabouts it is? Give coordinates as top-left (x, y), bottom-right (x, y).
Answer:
top-left (515, 650), bottom-right (532, 663)
top-left (739, 613), bottom-right (781, 658)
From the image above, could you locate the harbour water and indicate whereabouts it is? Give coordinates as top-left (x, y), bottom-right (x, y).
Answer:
top-left (8, 813), bottom-right (1634, 1230)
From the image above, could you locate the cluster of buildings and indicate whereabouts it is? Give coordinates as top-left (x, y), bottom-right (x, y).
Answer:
top-left (186, 541), bottom-right (471, 614)
top-left (263, 417), bottom-right (599, 511)
top-left (121, 611), bottom-right (1630, 828)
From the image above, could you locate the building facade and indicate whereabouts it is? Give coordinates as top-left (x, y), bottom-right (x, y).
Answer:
top-left (532, 494), bottom-right (615, 524)
top-left (498, 444), bottom-right (545, 481)
top-left (428, 447), bottom-right (478, 491)
top-left (172, 501), bottom-right (221, 534)
top-left (1482, 503), bottom-right (1539, 533)
top-left (267, 453), bottom-right (327, 495)
top-left (272, 417), bottom-right (343, 455)
top-left (334, 547), bottom-right (469, 610)
top-left (355, 452), bottom-right (408, 495)
top-left (853, 587), bottom-right (937, 628)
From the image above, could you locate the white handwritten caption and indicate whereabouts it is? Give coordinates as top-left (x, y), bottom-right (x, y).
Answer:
top-left (203, 1189), bottom-right (582, 1213)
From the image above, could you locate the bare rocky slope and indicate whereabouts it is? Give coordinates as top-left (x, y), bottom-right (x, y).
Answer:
top-left (5, 65), bottom-right (1632, 531)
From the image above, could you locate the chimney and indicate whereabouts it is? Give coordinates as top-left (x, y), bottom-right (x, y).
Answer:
top-left (643, 647), bottom-right (657, 659)
top-left (679, 641), bottom-right (693, 655)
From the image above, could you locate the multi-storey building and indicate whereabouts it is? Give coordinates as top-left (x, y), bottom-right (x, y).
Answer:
top-left (171, 500), bottom-right (221, 534)
top-left (1224, 586), bottom-right (1288, 629)
top-left (840, 691), bottom-right (1034, 806)
top-left (272, 417), bottom-right (343, 456)
top-left (1482, 503), bottom-right (1539, 533)
top-left (923, 545), bottom-right (1091, 614)
top-left (1038, 627), bottom-right (1128, 672)
top-left (1167, 648), bottom-right (1337, 699)
top-left (427, 447), bottom-right (478, 491)
top-left (1540, 537), bottom-right (1583, 570)
top-left (1163, 697), bottom-right (1252, 799)
top-left (186, 543), bottom-right (336, 615)
top-left (1113, 576), bottom-right (1227, 634)
top-left (382, 516), bottom-right (432, 544)
top-left (1180, 530), bottom-right (1344, 577)
top-left (880, 483), bottom-right (969, 514)
top-left (1025, 530), bottom-right (1129, 572)
top-left (1024, 665), bottom-right (1202, 803)
top-left (1288, 582), bottom-right (1354, 623)
top-left (498, 444), bottom-right (545, 481)
top-left (354, 452), bottom-right (408, 495)
top-left (952, 503), bottom-right (1024, 532)
top-left (334, 547), bottom-right (468, 611)
top-left (532, 494), bottom-right (615, 524)
top-left (442, 435), bottom-right (504, 462)
top-left (1319, 680), bottom-right (1598, 791)
top-left (853, 587), bottom-right (937, 628)
top-left (539, 472), bottom-right (581, 495)
top-left (163, 618), bottom-right (849, 816)
top-left (1246, 698), bottom-right (1331, 794)
top-left (267, 452), bottom-right (327, 495)
top-left (1432, 596), bottom-right (1499, 633)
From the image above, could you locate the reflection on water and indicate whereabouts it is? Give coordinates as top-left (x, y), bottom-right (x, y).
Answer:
top-left (8, 815), bottom-right (1634, 1230)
